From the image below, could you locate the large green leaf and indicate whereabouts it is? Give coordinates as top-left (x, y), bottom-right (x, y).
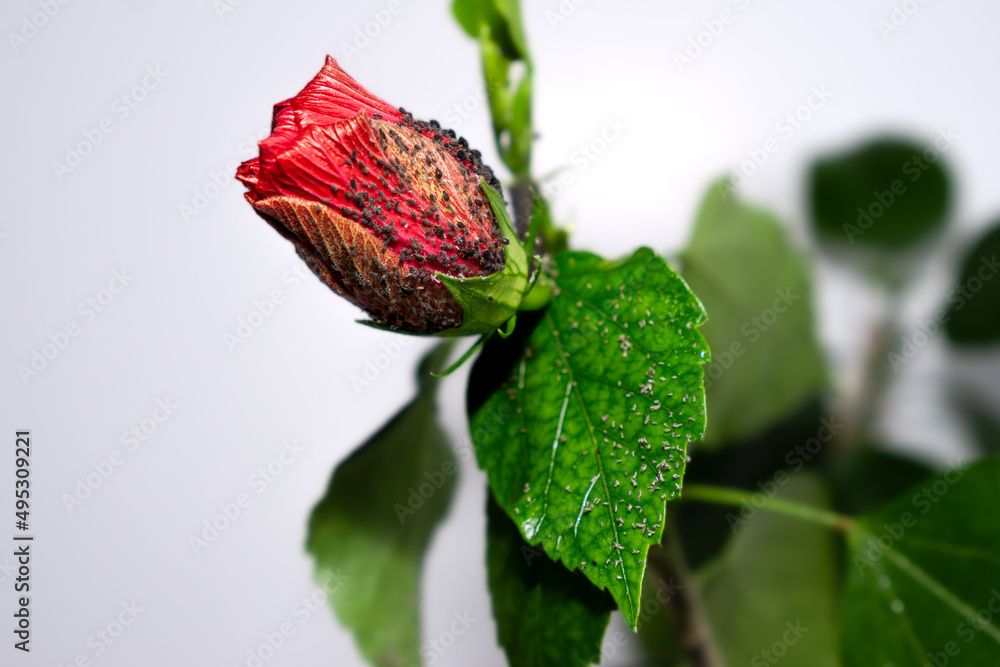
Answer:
top-left (306, 345), bottom-right (457, 667)
top-left (700, 474), bottom-right (840, 667)
top-left (808, 136), bottom-right (952, 250)
top-left (470, 248), bottom-right (709, 626)
top-left (682, 179), bottom-right (826, 447)
top-left (486, 495), bottom-right (615, 667)
top-left (842, 456), bottom-right (1000, 665)
top-left (945, 222), bottom-right (1000, 346)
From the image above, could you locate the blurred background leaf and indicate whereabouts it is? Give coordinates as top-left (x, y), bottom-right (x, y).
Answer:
top-left (682, 179), bottom-right (826, 448)
top-left (945, 222), bottom-right (1000, 346)
top-left (841, 456), bottom-right (1000, 665)
top-left (306, 344), bottom-right (457, 667)
top-left (951, 390), bottom-right (1000, 457)
top-left (808, 136), bottom-right (952, 252)
top-left (824, 446), bottom-right (933, 517)
top-left (638, 474), bottom-right (840, 667)
top-left (699, 473), bottom-right (840, 667)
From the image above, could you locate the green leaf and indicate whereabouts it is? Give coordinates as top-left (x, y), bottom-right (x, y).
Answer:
top-left (945, 222), bottom-right (1000, 346)
top-left (699, 474), bottom-right (841, 667)
top-left (491, 0), bottom-right (529, 58)
top-left (452, 0), bottom-right (524, 60)
top-left (682, 179), bottom-right (826, 447)
top-left (486, 495), bottom-right (615, 667)
top-left (808, 136), bottom-right (952, 250)
top-left (825, 446), bottom-right (933, 517)
top-left (842, 456), bottom-right (1000, 665)
top-left (306, 345), bottom-right (458, 667)
top-left (470, 248), bottom-right (709, 627)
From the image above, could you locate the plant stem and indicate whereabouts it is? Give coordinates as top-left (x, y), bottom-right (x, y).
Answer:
top-left (509, 178), bottom-right (535, 241)
top-left (647, 516), bottom-right (725, 667)
top-left (840, 286), bottom-right (904, 449)
top-left (682, 483), bottom-right (855, 533)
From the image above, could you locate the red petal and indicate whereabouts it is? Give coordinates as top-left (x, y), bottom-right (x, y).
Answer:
top-left (235, 159), bottom-right (261, 201)
top-left (256, 114), bottom-right (382, 202)
top-left (276, 56), bottom-right (402, 126)
top-left (257, 57), bottom-right (401, 178)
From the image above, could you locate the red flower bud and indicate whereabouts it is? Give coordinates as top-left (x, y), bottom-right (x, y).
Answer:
top-left (237, 56), bottom-right (515, 334)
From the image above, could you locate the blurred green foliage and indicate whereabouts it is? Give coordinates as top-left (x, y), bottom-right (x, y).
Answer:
top-left (310, 2), bottom-right (1000, 664)
top-left (945, 223), bottom-right (1000, 345)
top-left (683, 180), bottom-right (826, 447)
top-left (809, 136), bottom-right (952, 250)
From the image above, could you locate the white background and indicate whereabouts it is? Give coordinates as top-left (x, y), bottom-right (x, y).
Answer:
top-left (2, 0), bottom-right (999, 665)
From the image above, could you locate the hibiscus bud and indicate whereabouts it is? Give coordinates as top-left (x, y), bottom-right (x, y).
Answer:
top-left (236, 56), bottom-right (527, 335)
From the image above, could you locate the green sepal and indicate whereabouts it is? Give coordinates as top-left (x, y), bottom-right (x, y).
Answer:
top-left (435, 181), bottom-right (530, 337)
top-left (497, 315), bottom-right (517, 338)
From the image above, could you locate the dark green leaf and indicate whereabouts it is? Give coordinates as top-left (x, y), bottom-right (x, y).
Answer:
top-left (700, 474), bottom-right (841, 667)
top-left (677, 399), bottom-right (828, 570)
top-left (952, 393), bottom-right (1000, 456)
top-left (825, 446), bottom-right (933, 517)
top-left (808, 136), bottom-right (952, 249)
top-left (486, 495), bottom-right (615, 667)
top-left (491, 0), bottom-right (529, 58)
top-left (945, 222), bottom-right (1000, 345)
top-left (306, 345), bottom-right (458, 667)
top-left (471, 248), bottom-right (709, 626)
top-left (842, 456), bottom-right (1000, 665)
top-left (634, 561), bottom-right (685, 665)
top-left (682, 179), bottom-right (826, 447)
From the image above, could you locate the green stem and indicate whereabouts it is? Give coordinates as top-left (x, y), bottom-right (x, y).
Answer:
top-left (509, 178), bottom-right (536, 241)
top-left (844, 285), bottom-right (904, 449)
top-left (682, 483), bottom-right (855, 533)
